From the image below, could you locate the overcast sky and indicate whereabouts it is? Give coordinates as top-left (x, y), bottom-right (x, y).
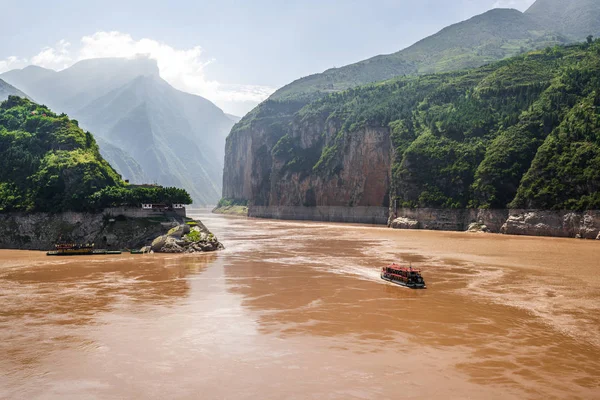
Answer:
top-left (0, 0), bottom-right (536, 115)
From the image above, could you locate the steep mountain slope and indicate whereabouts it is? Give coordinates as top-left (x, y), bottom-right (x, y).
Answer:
top-left (74, 74), bottom-right (230, 203)
top-left (95, 137), bottom-right (148, 184)
top-left (272, 9), bottom-right (567, 101)
top-left (0, 96), bottom-right (122, 211)
top-left (223, 7), bottom-right (583, 205)
top-left (526, 0), bottom-right (600, 39)
top-left (225, 42), bottom-right (600, 212)
top-left (1, 58), bottom-right (235, 205)
top-left (0, 79), bottom-right (30, 101)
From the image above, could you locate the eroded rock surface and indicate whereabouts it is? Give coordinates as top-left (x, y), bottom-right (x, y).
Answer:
top-left (151, 221), bottom-right (224, 253)
top-left (501, 210), bottom-right (600, 239)
top-left (391, 217), bottom-right (420, 230)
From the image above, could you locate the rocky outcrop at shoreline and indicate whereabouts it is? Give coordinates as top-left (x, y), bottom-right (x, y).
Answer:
top-left (389, 208), bottom-right (600, 239)
top-left (500, 210), bottom-right (600, 239)
top-left (150, 221), bottom-right (224, 253)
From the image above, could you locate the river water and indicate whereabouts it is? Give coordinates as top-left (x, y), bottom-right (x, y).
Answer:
top-left (0, 210), bottom-right (599, 399)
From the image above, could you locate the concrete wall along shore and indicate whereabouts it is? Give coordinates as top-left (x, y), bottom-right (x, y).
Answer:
top-left (102, 207), bottom-right (186, 219)
top-left (249, 206), bottom-right (390, 225)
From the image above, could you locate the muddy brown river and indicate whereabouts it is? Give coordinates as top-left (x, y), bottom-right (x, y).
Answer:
top-left (1, 210), bottom-right (599, 399)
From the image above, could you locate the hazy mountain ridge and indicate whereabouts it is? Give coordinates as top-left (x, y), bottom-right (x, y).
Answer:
top-left (1, 58), bottom-right (235, 205)
top-left (526, 0), bottom-right (600, 39)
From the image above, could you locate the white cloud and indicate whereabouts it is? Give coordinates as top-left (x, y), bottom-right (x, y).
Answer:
top-left (1, 32), bottom-right (274, 114)
top-left (30, 39), bottom-right (73, 70)
top-left (0, 56), bottom-right (27, 74)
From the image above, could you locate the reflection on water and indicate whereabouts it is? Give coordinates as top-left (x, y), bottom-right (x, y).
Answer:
top-left (0, 210), bottom-right (598, 399)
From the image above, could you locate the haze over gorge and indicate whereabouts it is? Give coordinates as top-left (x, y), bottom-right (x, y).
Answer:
top-left (1, 58), bottom-right (237, 205)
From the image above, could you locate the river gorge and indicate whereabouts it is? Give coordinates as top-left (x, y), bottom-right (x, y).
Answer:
top-left (0, 210), bottom-right (598, 399)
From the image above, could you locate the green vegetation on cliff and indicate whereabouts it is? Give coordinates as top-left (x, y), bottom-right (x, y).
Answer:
top-left (0, 96), bottom-right (191, 212)
top-left (265, 41), bottom-right (600, 210)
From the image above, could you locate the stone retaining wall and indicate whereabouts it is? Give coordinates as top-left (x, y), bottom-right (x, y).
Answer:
top-left (249, 206), bottom-right (389, 225)
top-left (102, 207), bottom-right (186, 218)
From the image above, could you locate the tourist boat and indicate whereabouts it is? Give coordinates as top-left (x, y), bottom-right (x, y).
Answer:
top-left (381, 264), bottom-right (427, 289)
top-left (47, 243), bottom-right (95, 256)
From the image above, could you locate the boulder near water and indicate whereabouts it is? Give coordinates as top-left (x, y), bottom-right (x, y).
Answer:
top-left (390, 217), bottom-right (420, 230)
top-left (467, 222), bottom-right (490, 233)
top-left (151, 222), bottom-right (224, 253)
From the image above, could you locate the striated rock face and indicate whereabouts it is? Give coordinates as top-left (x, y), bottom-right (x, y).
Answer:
top-left (501, 210), bottom-right (600, 239)
top-left (223, 101), bottom-right (304, 203)
top-left (224, 103), bottom-right (392, 210)
top-left (271, 125), bottom-right (391, 208)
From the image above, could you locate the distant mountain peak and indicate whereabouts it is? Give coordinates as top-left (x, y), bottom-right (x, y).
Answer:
top-left (68, 56), bottom-right (160, 77)
top-left (22, 65), bottom-right (56, 73)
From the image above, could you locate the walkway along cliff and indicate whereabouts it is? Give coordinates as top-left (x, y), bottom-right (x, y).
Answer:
top-left (221, 43), bottom-right (600, 239)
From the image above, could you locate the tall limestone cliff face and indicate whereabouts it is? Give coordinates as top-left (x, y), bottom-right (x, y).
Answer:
top-left (222, 100), bottom-right (305, 203)
top-left (270, 123), bottom-right (391, 208)
top-left (224, 100), bottom-right (393, 209)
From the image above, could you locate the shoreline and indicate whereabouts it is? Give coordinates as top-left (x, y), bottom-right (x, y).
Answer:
top-left (243, 205), bottom-right (600, 240)
top-left (211, 205), bottom-right (249, 216)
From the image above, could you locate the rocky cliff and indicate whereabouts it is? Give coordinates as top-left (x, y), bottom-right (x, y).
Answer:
top-left (0, 210), bottom-right (223, 251)
top-left (390, 208), bottom-right (600, 239)
top-left (0, 211), bottom-right (183, 250)
top-left (224, 102), bottom-right (392, 209)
